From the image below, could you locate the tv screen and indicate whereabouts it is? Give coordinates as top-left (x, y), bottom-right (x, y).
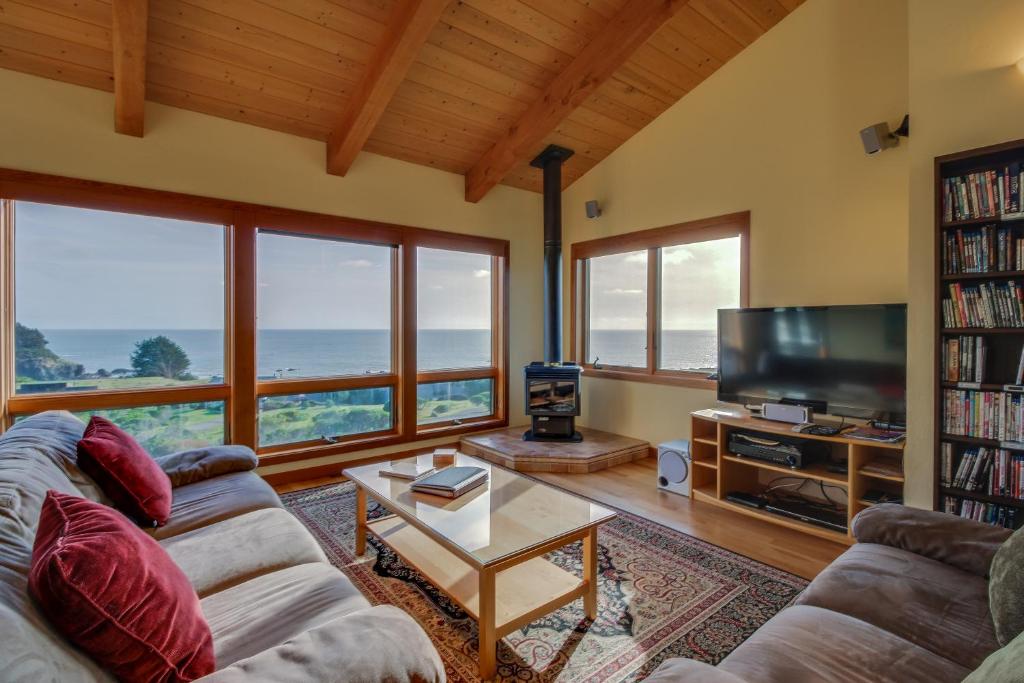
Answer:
top-left (717, 304), bottom-right (907, 421)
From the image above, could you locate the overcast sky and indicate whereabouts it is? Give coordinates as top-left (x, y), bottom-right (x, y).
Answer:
top-left (14, 202), bottom-right (491, 330)
top-left (588, 236), bottom-right (741, 331)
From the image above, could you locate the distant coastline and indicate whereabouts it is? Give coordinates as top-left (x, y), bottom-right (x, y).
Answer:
top-left (35, 327), bottom-right (717, 377)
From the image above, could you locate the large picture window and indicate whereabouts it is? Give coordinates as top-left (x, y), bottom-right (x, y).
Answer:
top-left (13, 202), bottom-right (225, 394)
top-left (414, 245), bottom-right (502, 430)
top-left (0, 170), bottom-right (509, 462)
top-left (257, 231), bottom-right (393, 379)
top-left (571, 212), bottom-right (748, 388)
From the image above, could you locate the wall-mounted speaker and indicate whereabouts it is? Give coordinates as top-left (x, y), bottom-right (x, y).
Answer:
top-left (657, 439), bottom-right (691, 497)
top-left (585, 200), bottom-right (601, 219)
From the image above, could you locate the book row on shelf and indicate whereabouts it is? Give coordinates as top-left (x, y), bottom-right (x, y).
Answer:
top-left (942, 165), bottom-right (1023, 223)
top-left (942, 281), bottom-right (1024, 328)
top-left (942, 225), bottom-right (1023, 274)
top-left (940, 443), bottom-right (1024, 499)
top-left (941, 335), bottom-right (988, 383)
top-left (942, 389), bottom-right (1024, 441)
top-left (941, 495), bottom-right (1018, 529)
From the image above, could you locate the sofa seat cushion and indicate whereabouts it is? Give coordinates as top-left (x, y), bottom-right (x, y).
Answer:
top-left (795, 543), bottom-right (998, 669)
top-left (151, 471), bottom-right (281, 541)
top-left (160, 508), bottom-right (328, 598)
top-left (718, 605), bottom-right (970, 683)
top-left (200, 562), bottom-right (371, 669)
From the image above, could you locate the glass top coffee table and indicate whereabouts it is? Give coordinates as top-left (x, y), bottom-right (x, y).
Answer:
top-left (344, 452), bottom-right (616, 680)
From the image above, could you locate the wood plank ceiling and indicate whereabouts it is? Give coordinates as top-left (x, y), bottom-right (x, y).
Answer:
top-left (0, 0), bottom-right (801, 199)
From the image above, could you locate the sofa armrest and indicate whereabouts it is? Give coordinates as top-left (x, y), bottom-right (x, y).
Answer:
top-left (643, 658), bottom-right (747, 683)
top-left (198, 606), bottom-right (444, 683)
top-left (154, 445), bottom-right (258, 488)
top-left (852, 503), bottom-right (1011, 576)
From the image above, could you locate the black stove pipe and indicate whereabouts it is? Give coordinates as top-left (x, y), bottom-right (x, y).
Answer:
top-left (530, 144), bottom-right (575, 364)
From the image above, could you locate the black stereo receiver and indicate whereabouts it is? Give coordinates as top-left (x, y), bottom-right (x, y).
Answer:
top-left (727, 431), bottom-right (830, 469)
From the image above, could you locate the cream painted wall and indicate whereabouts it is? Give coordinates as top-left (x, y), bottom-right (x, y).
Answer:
top-left (561, 0), bottom-right (910, 457)
top-left (0, 69), bottom-right (543, 476)
top-left (905, 1), bottom-right (1024, 506)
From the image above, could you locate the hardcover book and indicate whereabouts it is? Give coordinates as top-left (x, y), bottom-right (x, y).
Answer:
top-left (411, 466), bottom-right (488, 498)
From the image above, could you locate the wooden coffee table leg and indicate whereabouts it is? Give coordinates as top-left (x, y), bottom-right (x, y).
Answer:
top-left (583, 527), bottom-right (598, 620)
top-left (478, 567), bottom-right (497, 680)
top-left (355, 486), bottom-right (367, 556)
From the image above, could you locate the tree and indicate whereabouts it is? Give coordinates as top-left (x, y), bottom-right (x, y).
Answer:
top-left (14, 323), bottom-right (84, 381)
top-left (130, 336), bottom-right (193, 380)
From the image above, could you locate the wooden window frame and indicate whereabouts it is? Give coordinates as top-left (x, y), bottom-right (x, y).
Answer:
top-left (569, 211), bottom-right (750, 390)
top-left (0, 168), bottom-right (509, 464)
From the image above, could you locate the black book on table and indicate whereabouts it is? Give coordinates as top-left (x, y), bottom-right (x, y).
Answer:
top-left (411, 466), bottom-right (488, 498)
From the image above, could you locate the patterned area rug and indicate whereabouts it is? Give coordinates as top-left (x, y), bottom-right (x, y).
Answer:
top-left (281, 482), bottom-right (806, 682)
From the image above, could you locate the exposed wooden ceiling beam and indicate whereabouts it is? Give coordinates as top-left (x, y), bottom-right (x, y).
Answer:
top-left (326, 0), bottom-right (451, 176)
top-left (464, 0), bottom-right (689, 203)
top-left (112, 0), bottom-right (148, 137)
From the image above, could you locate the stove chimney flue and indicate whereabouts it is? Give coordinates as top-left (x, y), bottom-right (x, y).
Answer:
top-left (530, 144), bottom-right (574, 363)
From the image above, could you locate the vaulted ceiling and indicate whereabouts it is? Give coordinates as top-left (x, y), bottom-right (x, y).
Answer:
top-left (0, 0), bottom-right (801, 200)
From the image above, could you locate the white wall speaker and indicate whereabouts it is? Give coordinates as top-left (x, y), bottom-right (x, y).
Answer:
top-left (657, 439), bottom-right (691, 497)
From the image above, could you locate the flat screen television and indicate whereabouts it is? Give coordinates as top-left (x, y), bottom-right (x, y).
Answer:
top-left (717, 304), bottom-right (907, 422)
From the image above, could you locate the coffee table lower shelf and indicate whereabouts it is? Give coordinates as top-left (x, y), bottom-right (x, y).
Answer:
top-left (368, 515), bottom-right (586, 636)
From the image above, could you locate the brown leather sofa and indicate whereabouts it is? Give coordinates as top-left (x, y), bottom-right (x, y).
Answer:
top-left (0, 411), bottom-right (445, 682)
top-left (646, 503), bottom-right (1012, 682)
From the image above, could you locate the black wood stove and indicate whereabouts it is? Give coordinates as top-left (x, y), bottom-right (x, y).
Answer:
top-left (523, 144), bottom-right (583, 442)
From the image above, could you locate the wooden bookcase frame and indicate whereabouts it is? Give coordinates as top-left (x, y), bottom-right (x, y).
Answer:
top-left (933, 138), bottom-right (1024, 521)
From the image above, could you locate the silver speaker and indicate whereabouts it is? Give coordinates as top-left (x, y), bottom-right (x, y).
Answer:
top-left (657, 439), bottom-right (691, 497)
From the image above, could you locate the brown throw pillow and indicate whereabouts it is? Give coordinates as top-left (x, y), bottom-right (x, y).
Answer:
top-left (990, 525), bottom-right (1024, 646)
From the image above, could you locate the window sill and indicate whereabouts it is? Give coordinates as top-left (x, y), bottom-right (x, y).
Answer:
top-left (257, 431), bottom-right (403, 465)
top-left (583, 367), bottom-right (717, 391)
top-left (255, 417), bottom-right (508, 466)
top-left (415, 416), bottom-right (507, 440)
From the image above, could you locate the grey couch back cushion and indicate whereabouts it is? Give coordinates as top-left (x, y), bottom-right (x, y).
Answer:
top-left (0, 411), bottom-right (113, 682)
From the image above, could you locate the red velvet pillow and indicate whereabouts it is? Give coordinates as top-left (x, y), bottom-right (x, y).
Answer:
top-left (77, 415), bottom-right (171, 526)
top-left (29, 490), bottom-right (215, 683)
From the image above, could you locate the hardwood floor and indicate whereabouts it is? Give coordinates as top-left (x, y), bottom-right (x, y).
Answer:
top-left (272, 456), bottom-right (846, 580)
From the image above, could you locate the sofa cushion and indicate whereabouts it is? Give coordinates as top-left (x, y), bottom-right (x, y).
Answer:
top-left (151, 471), bottom-right (282, 541)
top-left (199, 606), bottom-right (445, 683)
top-left (160, 507), bottom-right (327, 598)
top-left (200, 562), bottom-right (371, 669)
top-left (76, 416), bottom-right (171, 527)
top-left (718, 605), bottom-right (970, 683)
top-left (155, 445), bottom-right (258, 488)
top-left (989, 524), bottom-right (1024, 645)
top-left (964, 628), bottom-right (1024, 683)
top-left (795, 542), bottom-right (998, 669)
top-left (29, 491), bottom-right (214, 683)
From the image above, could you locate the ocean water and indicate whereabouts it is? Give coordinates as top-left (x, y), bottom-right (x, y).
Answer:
top-left (35, 328), bottom-right (717, 378)
top-left (588, 329), bottom-right (717, 370)
top-left (39, 329), bottom-right (490, 379)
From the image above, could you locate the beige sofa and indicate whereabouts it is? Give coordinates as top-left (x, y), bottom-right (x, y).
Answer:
top-left (0, 411), bottom-right (445, 682)
top-left (646, 503), bottom-right (1012, 682)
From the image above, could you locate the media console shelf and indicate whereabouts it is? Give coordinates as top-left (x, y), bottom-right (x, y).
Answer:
top-left (691, 409), bottom-right (905, 545)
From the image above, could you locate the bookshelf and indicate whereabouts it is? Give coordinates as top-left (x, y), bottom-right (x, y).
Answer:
top-left (934, 138), bottom-right (1024, 529)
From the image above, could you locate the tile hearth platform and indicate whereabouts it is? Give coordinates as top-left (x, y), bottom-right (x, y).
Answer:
top-left (460, 426), bottom-right (650, 473)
